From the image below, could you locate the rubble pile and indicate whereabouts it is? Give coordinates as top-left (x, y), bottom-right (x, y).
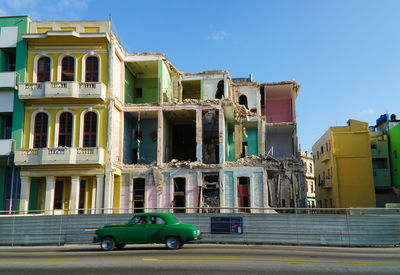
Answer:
top-left (223, 155), bottom-right (265, 167)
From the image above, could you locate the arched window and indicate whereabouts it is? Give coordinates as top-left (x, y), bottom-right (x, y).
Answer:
top-left (34, 112), bottom-right (48, 148)
top-left (83, 112), bottom-right (97, 147)
top-left (239, 95), bottom-right (248, 109)
top-left (215, 80), bottom-right (224, 99)
top-left (37, 57), bottom-right (50, 82)
top-left (85, 56), bottom-right (99, 82)
top-left (61, 56), bottom-right (75, 81)
top-left (58, 112), bottom-right (73, 147)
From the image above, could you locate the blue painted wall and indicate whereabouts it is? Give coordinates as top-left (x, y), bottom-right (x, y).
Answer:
top-left (131, 118), bottom-right (158, 164)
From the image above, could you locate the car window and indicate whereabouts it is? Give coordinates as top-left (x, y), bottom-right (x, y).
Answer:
top-left (133, 216), bottom-right (147, 225)
top-left (150, 216), bottom-right (166, 225)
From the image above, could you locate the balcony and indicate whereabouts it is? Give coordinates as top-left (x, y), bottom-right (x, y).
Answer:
top-left (18, 81), bottom-right (106, 101)
top-left (0, 139), bottom-right (13, 155)
top-left (0, 72), bottom-right (18, 89)
top-left (322, 178), bottom-right (332, 188)
top-left (14, 147), bottom-right (105, 166)
top-left (320, 152), bottom-right (331, 163)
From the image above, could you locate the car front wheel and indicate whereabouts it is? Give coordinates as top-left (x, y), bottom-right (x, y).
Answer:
top-left (101, 237), bottom-right (115, 251)
top-left (165, 236), bottom-right (181, 249)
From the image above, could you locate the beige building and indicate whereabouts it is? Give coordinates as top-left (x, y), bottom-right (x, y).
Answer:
top-left (301, 151), bottom-right (315, 208)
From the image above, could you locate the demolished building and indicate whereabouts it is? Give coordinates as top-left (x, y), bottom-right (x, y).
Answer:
top-left (119, 58), bottom-right (306, 214)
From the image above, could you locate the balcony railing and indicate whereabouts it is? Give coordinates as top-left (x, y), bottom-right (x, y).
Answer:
top-left (14, 147), bottom-right (105, 166)
top-left (18, 81), bottom-right (106, 101)
top-left (0, 72), bottom-right (18, 88)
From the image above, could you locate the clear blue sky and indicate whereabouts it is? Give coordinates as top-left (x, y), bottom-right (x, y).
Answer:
top-left (2, 0), bottom-right (399, 152)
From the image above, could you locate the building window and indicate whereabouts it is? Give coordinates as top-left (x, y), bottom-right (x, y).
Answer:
top-left (238, 177), bottom-right (250, 212)
top-left (371, 143), bottom-right (377, 150)
top-left (61, 56), bottom-right (75, 81)
top-left (133, 178), bottom-right (145, 213)
top-left (85, 56), bottom-right (99, 82)
top-left (239, 95), bottom-right (248, 109)
top-left (309, 163), bottom-right (313, 173)
top-left (320, 146), bottom-right (324, 154)
top-left (83, 112), bottom-right (97, 147)
top-left (37, 57), bottom-right (50, 82)
top-left (58, 112), bottom-right (73, 147)
top-left (34, 112), bottom-right (48, 148)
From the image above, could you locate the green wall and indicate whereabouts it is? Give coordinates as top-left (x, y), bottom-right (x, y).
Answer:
top-left (28, 178), bottom-right (40, 211)
top-left (243, 127), bottom-right (258, 156)
top-left (0, 16), bottom-right (30, 149)
top-left (390, 124), bottom-right (400, 187)
top-left (227, 125), bottom-right (235, 161)
top-left (124, 66), bottom-right (159, 104)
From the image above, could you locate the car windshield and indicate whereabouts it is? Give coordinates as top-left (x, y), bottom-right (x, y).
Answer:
top-left (173, 215), bottom-right (182, 223)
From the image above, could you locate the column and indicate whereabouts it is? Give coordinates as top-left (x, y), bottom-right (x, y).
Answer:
top-left (44, 176), bottom-right (55, 215)
top-left (104, 170), bottom-right (113, 214)
top-left (70, 176), bottom-right (80, 214)
top-left (196, 109), bottom-right (202, 162)
top-left (96, 175), bottom-right (104, 214)
top-left (157, 110), bottom-right (163, 165)
top-left (19, 176), bottom-right (31, 214)
top-left (218, 109), bottom-right (225, 164)
top-left (91, 178), bottom-right (97, 214)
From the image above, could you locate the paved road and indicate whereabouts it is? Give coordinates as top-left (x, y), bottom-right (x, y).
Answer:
top-left (0, 244), bottom-right (399, 274)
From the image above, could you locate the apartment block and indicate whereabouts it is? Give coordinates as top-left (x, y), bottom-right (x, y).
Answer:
top-left (313, 119), bottom-right (376, 208)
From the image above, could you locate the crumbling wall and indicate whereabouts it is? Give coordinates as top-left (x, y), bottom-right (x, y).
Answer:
top-left (266, 157), bottom-right (307, 209)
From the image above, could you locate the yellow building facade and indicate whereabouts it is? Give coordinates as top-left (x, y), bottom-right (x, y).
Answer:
top-left (15, 21), bottom-right (123, 214)
top-left (312, 119), bottom-right (376, 208)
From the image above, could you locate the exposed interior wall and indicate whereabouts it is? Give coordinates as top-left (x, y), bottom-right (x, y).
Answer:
top-left (126, 115), bottom-right (158, 164)
top-left (266, 131), bottom-right (294, 157)
top-left (182, 80), bottom-right (201, 100)
top-left (266, 98), bottom-right (292, 123)
top-left (124, 66), bottom-right (159, 104)
top-left (242, 127), bottom-right (258, 157)
top-left (124, 66), bottom-right (135, 103)
top-left (203, 78), bottom-right (223, 99)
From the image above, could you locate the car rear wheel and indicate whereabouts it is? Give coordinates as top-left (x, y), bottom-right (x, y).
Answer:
top-left (165, 236), bottom-right (181, 249)
top-left (101, 237), bottom-right (115, 251)
top-left (116, 244), bottom-right (125, 250)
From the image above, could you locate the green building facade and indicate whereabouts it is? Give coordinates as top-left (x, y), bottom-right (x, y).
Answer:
top-left (390, 123), bottom-right (400, 187)
top-left (0, 16), bottom-right (30, 213)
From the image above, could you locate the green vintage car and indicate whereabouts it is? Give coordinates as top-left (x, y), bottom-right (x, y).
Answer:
top-left (94, 212), bottom-right (201, 250)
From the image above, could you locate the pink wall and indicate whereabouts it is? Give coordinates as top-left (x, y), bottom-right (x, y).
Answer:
top-left (265, 98), bottom-right (293, 123)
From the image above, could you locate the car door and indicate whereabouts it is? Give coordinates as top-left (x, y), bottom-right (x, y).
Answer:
top-left (146, 216), bottom-right (167, 243)
top-left (124, 216), bottom-right (148, 244)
